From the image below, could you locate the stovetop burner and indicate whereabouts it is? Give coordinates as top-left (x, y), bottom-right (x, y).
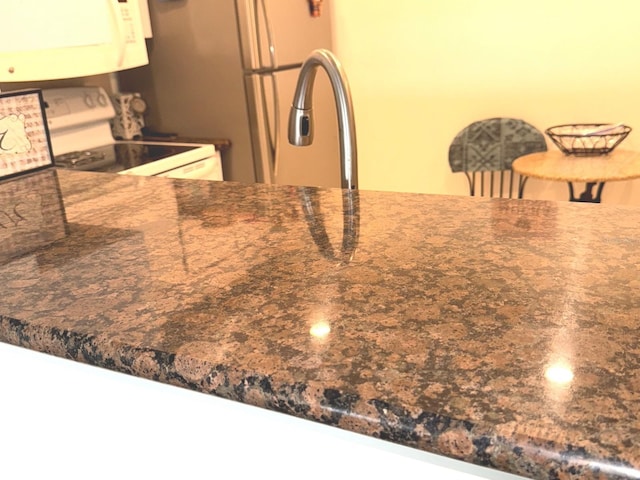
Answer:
top-left (55, 147), bottom-right (115, 171)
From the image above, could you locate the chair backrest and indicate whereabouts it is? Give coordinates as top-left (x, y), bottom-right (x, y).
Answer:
top-left (448, 117), bottom-right (547, 198)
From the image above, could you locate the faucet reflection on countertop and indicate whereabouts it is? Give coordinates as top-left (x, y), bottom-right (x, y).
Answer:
top-left (288, 49), bottom-right (358, 190)
top-left (299, 187), bottom-right (359, 264)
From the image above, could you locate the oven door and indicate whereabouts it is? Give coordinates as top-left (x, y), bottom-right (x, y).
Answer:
top-left (154, 156), bottom-right (223, 181)
top-left (115, 141), bottom-right (218, 176)
top-left (54, 141), bottom-right (223, 181)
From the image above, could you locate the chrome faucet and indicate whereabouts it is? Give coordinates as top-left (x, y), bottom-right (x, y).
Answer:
top-left (288, 49), bottom-right (358, 190)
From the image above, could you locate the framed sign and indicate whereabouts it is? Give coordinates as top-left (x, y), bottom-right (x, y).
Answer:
top-left (0, 89), bottom-right (54, 180)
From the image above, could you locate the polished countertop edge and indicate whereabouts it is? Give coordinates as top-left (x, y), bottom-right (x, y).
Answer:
top-left (1, 314), bottom-right (632, 480)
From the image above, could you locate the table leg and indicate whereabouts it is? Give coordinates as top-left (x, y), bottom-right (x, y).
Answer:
top-left (567, 182), bottom-right (606, 203)
top-left (517, 176), bottom-right (529, 199)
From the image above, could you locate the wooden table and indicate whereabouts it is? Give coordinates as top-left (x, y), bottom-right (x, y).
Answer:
top-left (512, 149), bottom-right (640, 202)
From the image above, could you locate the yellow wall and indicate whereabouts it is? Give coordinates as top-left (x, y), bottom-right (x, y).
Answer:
top-left (331, 0), bottom-right (640, 204)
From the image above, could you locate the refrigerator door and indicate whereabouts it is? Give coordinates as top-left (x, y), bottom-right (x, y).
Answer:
top-left (236, 0), bottom-right (333, 71)
top-left (245, 67), bottom-right (342, 188)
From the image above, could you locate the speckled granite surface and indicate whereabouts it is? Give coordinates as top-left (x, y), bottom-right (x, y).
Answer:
top-left (2, 168), bottom-right (640, 480)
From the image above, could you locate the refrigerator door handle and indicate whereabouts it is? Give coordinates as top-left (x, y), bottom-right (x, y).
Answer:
top-left (259, 73), bottom-right (280, 176)
top-left (257, 0), bottom-right (277, 68)
top-left (270, 73), bottom-right (281, 175)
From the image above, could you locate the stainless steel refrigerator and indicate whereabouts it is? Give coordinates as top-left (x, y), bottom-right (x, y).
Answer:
top-left (119, 0), bottom-right (342, 188)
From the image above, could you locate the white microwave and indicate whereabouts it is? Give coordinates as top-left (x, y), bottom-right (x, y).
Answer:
top-left (0, 0), bottom-right (150, 82)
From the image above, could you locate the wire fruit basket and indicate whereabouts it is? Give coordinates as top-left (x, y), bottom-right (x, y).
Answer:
top-left (545, 124), bottom-right (631, 156)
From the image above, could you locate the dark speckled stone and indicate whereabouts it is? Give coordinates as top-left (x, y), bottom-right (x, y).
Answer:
top-left (2, 168), bottom-right (640, 480)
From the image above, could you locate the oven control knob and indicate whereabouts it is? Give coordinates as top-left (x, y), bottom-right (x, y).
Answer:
top-left (97, 92), bottom-right (109, 107)
top-left (84, 94), bottom-right (95, 108)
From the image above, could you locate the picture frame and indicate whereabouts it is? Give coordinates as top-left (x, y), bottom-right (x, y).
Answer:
top-left (0, 89), bottom-right (54, 181)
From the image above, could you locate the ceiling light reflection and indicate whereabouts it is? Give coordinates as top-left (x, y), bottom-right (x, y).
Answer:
top-left (309, 321), bottom-right (331, 339)
top-left (545, 364), bottom-right (574, 385)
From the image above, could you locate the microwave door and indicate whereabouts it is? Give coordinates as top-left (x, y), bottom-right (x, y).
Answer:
top-left (0, 0), bottom-right (148, 82)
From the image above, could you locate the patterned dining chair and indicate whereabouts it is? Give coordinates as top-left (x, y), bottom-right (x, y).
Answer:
top-left (448, 117), bottom-right (547, 198)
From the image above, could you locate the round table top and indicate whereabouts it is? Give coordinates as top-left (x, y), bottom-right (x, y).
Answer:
top-left (512, 149), bottom-right (640, 183)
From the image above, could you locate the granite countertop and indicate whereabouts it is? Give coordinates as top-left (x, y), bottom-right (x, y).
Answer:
top-left (1, 168), bottom-right (639, 480)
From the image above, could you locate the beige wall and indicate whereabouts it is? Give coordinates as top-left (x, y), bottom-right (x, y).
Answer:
top-left (331, 0), bottom-right (640, 205)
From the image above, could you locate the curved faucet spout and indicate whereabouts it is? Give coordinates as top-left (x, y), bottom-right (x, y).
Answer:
top-left (288, 49), bottom-right (358, 190)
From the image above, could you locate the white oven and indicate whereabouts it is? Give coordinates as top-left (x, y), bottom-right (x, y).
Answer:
top-left (43, 87), bottom-right (223, 181)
